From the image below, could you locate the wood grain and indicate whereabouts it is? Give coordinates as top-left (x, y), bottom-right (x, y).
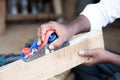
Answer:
top-left (0, 31), bottom-right (104, 80)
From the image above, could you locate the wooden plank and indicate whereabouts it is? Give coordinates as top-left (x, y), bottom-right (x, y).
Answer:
top-left (0, 30), bottom-right (104, 80)
top-left (48, 70), bottom-right (71, 80)
top-left (0, 0), bottom-right (6, 35)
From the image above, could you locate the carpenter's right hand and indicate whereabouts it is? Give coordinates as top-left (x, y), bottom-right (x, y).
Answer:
top-left (38, 21), bottom-right (74, 49)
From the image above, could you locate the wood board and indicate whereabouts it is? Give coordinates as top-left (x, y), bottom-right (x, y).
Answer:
top-left (0, 30), bottom-right (104, 80)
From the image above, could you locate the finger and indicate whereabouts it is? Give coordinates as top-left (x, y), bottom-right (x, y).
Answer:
top-left (79, 50), bottom-right (92, 57)
top-left (49, 37), bottom-right (66, 49)
top-left (84, 57), bottom-right (94, 66)
top-left (37, 27), bottom-right (41, 45)
top-left (41, 24), bottom-right (50, 41)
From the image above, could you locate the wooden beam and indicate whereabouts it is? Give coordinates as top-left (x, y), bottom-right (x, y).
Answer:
top-left (0, 30), bottom-right (104, 80)
top-left (48, 70), bottom-right (71, 80)
top-left (0, 0), bottom-right (6, 35)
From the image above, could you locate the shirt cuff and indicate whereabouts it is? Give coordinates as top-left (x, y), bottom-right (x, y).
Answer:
top-left (80, 4), bottom-right (103, 31)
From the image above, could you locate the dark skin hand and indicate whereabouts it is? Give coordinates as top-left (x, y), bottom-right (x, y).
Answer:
top-left (38, 15), bottom-right (120, 67)
top-left (37, 15), bottom-right (90, 49)
top-left (79, 48), bottom-right (120, 67)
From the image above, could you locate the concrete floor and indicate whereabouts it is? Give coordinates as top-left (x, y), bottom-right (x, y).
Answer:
top-left (0, 20), bottom-right (120, 54)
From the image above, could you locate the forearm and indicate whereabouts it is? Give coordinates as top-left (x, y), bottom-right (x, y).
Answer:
top-left (108, 52), bottom-right (120, 67)
top-left (68, 15), bottom-right (91, 35)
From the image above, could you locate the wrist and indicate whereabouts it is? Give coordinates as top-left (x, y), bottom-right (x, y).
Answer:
top-left (68, 15), bottom-right (90, 35)
top-left (67, 25), bottom-right (76, 36)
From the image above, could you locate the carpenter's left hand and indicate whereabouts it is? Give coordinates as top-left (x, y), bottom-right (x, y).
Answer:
top-left (79, 48), bottom-right (111, 66)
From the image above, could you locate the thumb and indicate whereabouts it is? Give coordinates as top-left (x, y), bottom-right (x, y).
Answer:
top-left (49, 38), bottom-right (65, 49)
top-left (79, 50), bottom-right (92, 57)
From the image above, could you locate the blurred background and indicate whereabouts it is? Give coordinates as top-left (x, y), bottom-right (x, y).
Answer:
top-left (0, 0), bottom-right (120, 66)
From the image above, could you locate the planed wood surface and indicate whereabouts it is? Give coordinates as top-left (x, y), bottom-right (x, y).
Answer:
top-left (0, 30), bottom-right (104, 80)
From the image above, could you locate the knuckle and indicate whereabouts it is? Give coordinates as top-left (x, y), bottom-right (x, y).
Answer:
top-left (49, 21), bottom-right (57, 25)
top-left (49, 21), bottom-right (55, 23)
top-left (41, 23), bottom-right (48, 28)
top-left (40, 25), bottom-right (45, 28)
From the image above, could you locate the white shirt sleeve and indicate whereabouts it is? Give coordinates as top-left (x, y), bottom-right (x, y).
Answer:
top-left (80, 0), bottom-right (120, 31)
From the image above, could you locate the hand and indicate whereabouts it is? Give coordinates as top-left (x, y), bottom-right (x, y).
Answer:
top-left (79, 48), bottom-right (111, 66)
top-left (38, 15), bottom-right (90, 49)
top-left (38, 21), bottom-right (74, 49)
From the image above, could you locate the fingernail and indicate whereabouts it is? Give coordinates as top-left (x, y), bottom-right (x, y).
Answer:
top-left (79, 50), bottom-right (85, 56)
top-left (37, 41), bottom-right (41, 45)
top-left (49, 44), bottom-right (54, 49)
